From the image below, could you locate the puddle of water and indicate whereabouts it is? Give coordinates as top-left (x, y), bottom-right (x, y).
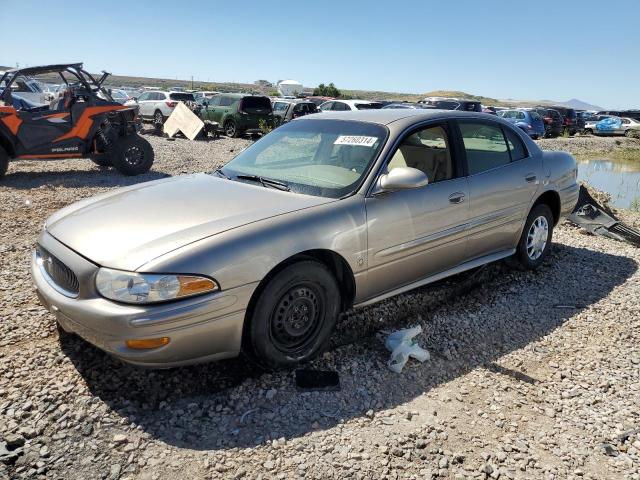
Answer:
top-left (577, 159), bottom-right (640, 209)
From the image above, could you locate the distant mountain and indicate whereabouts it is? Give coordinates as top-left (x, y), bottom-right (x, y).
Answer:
top-left (557, 98), bottom-right (604, 111)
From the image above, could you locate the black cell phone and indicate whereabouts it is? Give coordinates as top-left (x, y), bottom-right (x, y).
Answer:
top-left (294, 369), bottom-right (341, 392)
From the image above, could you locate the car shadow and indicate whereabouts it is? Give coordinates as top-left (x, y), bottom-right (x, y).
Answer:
top-left (1, 167), bottom-right (171, 190)
top-left (60, 243), bottom-right (637, 451)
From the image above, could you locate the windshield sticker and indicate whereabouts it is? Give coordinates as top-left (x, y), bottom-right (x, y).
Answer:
top-left (334, 135), bottom-right (378, 147)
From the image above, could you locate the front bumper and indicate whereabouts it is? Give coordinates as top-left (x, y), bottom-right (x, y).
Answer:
top-left (32, 232), bottom-right (257, 368)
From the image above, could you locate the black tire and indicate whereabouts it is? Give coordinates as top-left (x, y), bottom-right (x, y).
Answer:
top-left (153, 110), bottom-right (164, 126)
top-left (246, 260), bottom-right (341, 369)
top-left (584, 129), bottom-right (593, 135)
top-left (224, 120), bottom-right (239, 138)
top-left (624, 130), bottom-right (633, 138)
top-left (508, 204), bottom-right (554, 270)
top-left (0, 144), bottom-right (8, 179)
top-left (111, 134), bottom-right (154, 176)
top-left (90, 125), bottom-right (118, 167)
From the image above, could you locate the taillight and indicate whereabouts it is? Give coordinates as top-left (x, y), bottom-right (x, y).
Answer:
top-left (166, 101), bottom-right (177, 108)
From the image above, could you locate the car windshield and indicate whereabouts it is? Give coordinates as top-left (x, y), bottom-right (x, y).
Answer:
top-left (529, 112), bottom-right (542, 121)
top-left (218, 119), bottom-right (388, 198)
top-left (169, 92), bottom-right (195, 101)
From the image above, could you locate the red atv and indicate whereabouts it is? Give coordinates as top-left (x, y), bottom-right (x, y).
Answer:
top-left (0, 63), bottom-right (154, 178)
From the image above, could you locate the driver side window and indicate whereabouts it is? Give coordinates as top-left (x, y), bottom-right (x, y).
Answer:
top-left (387, 124), bottom-right (454, 183)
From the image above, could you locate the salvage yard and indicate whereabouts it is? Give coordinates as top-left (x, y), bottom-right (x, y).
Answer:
top-left (1, 134), bottom-right (640, 480)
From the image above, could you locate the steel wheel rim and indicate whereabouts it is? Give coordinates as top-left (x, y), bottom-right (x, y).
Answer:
top-left (124, 145), bottom-right (144, 167)
top-left (269, 284), bottom-right (323, 355)
top-left (526, 215), bottom-right (549, 260)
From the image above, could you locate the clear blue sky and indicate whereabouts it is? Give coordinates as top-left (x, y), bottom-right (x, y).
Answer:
top-left (1, 0), bottom-right (638, 109)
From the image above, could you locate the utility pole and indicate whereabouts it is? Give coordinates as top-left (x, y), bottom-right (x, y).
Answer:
top-left (191, 75), bottom-right (194, 90)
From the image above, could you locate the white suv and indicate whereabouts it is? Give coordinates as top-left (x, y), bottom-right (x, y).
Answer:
top-left (318, 99), bottom-right (383, 111)
top-left (132, 90), bottom-right (196, 124)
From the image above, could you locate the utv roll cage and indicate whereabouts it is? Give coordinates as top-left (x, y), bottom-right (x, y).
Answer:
top-left (0, 63), bottom-right (114, 103)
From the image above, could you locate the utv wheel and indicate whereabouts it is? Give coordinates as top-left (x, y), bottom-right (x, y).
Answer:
top-left (0, 145), bottom-right (8, 179)
top-left (111, 135), bottom-right (154, 176)
top-left (246, 260), bottom-right (340, 370)
top-left (508, 204), bottom-right (554, 270)
top-left (224, 120), bottom-right (238, 138)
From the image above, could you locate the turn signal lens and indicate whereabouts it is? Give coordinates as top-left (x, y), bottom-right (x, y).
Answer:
top-left (177, 276), bottom-right (217, 296)
top-left (126, 337), bottom-right (170, 350)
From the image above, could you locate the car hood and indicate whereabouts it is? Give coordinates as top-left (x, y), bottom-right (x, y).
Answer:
top-left (46, 173), bottom-right (333, 271)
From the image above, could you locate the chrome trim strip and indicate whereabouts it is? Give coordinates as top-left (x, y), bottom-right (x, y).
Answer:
top-left (375, 223), bottom-right (469, 259)
top-left (354, 249), bottom-right (515, 308)
top-left (34, 250), bottom-right (79, 299)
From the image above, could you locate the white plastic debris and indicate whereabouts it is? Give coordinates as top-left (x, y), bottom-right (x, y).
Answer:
top-left (385, 325), bottom-right (430, 373)
top-left (163, 102), bottom-right (204, 140)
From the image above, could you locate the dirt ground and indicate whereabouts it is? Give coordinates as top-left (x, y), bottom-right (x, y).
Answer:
top-left (1, 134), bottom-right (639, 480)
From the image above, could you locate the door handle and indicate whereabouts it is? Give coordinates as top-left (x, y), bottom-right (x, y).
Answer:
top-left (525, 173), bottom-right (537, 183)
top-left (448, 192), bottom-right (465, 204)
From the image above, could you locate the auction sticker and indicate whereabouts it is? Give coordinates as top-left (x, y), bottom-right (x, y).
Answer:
top-left (334, 135), bottom-right (378, 147)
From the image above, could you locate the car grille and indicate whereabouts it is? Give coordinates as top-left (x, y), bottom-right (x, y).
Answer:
top-left (37, 246), bottom-right (79, 297)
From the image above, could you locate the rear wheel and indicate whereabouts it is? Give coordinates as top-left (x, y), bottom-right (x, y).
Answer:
top-left (0, 144), bottom-right (8, 179)
top-left (246, 261), bottom-right (340, 369)
top-left (224, 120), bottom-right (238, 137)
top-left (111, 134), bottom-right (154, 176)
top-left (153, 110), bottom-right (164, 126)
top-left (508, 204), bottom-right (554, 270)
top-left (624, 130), bottom-right (634, 137)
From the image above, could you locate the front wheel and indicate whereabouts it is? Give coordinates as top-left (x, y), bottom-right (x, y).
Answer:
top-left (508, 204), bottom-right (554, 270)
top-left (624, 130), bottom-right (634, 138)
top-left (246, 261), bottom-right (340, 369)
top-left (111, 135), bottom-right (154, 176)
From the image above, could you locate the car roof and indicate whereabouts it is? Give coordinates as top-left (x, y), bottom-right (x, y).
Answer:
top-left (310, 108), bottom-right (508, 126)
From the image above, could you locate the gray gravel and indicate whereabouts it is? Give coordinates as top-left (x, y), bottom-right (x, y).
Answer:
top-left (1, 134), bottom-right (639, 479)
top-left (535, 135), bottom-right (640, 156)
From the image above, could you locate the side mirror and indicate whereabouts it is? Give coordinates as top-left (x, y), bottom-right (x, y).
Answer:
top-left (376, 167), bottom-right (429, 193)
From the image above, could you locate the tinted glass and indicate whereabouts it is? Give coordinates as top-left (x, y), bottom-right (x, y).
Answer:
top-left (319, 102), bottom-right (333, 111)
top-left (219, 96), bottom-right (235, 107)
top-left (355, 103), bottom-right (380, 110)
top-left (241, 96), bottom-right (272, 112)
top-left (388, 124), bottom-right (454, 183)
top-left (503, 127), bottom-right (527, 161)
top-left (170, 93), bottom-right (195, 101)
top-left (220, 119), bottom-right (388, 198)
top-left (459, 122), bottom-right (510, 175)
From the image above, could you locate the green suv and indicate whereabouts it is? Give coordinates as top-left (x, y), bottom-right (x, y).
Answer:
top-left (201, 94), bottom-right (274, 137)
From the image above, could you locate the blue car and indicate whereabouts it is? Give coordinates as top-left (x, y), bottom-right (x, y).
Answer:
top-left (497, 109), bottom-right (545, 139)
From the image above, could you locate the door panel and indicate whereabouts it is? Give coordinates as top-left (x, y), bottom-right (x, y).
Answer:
top-left (365, 178), bottom-right (469, 298)
top-left (13, 110), bottom-right (72, 150)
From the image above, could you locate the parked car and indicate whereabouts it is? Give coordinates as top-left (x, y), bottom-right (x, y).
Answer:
top-left (193, 91), bottom-right (220, 105)
top-left (200, 93), bottom-right (274, 137)
top-left (306, 96), bottom-right (334, 106)
top-left (419, 98), bottom-right (482, 112)
top-left (0, 74), bottom-right (50, 104)
top-left (382, 103), bottom-right (431, 109)
top-left (583, 114), bottom-right (609, 135)
top-left (108, 89), bottom-right (130, 105)
top-left (132, 90), bottom-right (198, 124)
top-left (575, 111), bottom-right (586, 134)
top-left (0, 63), bottom-right (153, 178)
top-left (530, 108), bottom-right (563, 137)
top-left (32, 109), bottom-right (579, 369)
top-left (545, 106), bottom-right (578, 136)
top-left (597, 110), bottom-right (640, 122)
top-left (319, 100), bottom-right (383, 111)
top-left (497, 109), bottom-right (545, 139)
top-left (594, 116), bottom-right (640, 136)
top-left (272, 99), bottom-right (318, 125)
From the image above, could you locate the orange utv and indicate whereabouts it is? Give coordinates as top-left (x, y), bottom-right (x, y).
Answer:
top-left (0, 63), bottom-right (154, 178)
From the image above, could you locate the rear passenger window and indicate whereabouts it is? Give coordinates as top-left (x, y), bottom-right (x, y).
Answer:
top-left (503, 127), bottom-right (527, 161)
top-left (459, 122), bottom-right (510, 175)
top-left (219, 96), bottom-right (234, 107)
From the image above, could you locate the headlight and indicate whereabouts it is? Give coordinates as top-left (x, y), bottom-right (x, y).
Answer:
top-left (96, 268), bottom-right (219, 304)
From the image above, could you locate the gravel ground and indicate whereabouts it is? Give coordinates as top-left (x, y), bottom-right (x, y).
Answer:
top-left (535, 135), bottom-right (640, 156)
top-left (1, 134), bottom-right (639, 480)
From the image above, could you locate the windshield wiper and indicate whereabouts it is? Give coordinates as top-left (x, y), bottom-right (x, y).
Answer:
top-left (235, 174), bottom-right (290, 191)
top-left (213, 168), bottom-right (230, 179)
